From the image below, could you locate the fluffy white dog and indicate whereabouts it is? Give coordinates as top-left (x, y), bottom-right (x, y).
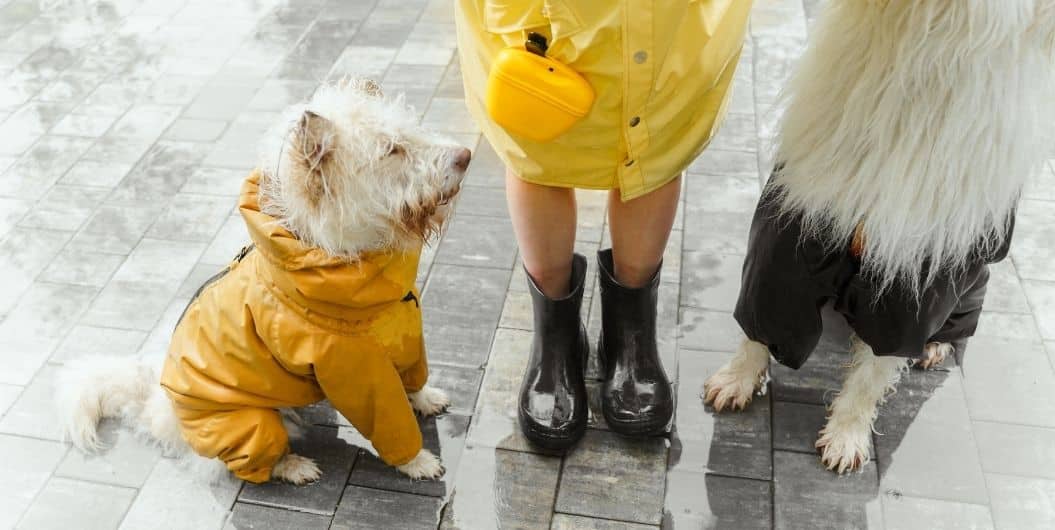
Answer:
top-left (56, 79), bottom-right (471, 484)
top-left (705, 0), bottom-right (1055, 473)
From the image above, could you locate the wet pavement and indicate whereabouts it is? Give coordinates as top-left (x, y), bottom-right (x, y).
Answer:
top-left (2, 0), bottom-right (1055, 528)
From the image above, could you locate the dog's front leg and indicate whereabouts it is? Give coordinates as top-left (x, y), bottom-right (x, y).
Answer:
top-left (702, 337), bottom-right (771, 411)
top-left (816, 336), bottom-right (908, 473)
top-left (408, 385), bottom-right (450, 417)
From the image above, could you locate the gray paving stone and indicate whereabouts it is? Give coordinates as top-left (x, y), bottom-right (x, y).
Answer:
top-left (50, 112), bottom-right (118, 137)
top-left (80, 280), bottom-right (176, 331)
top-left (0, 434), bottom-right (67, 529)
top-left (17, 184), bottom-right (108, 232)
top-left (146, 193), bottom-right (235, 242)
top-left (181, 167), bottom-right (244, 197)
top-left (984, 260), bottom-right (1032, 314)
top-left (0, 364), bottom-right (64, 440)
top-left (672, 351), bottom-right (772, 480)
top-left (685, 174), bottom-right (760, 214)
top-left (327, 45), bottom-right (398, 80)
top-left (120, 458), bottom-right (242, 530)
top-left (678, 308), bottom-right (742, 353)
top-left (773, 450), bottom-right (882, 530)
top-left (556, 430), bottom-right (668, 525)
top-left (39, 249), bottom-right (126, 287)
top-left (224, 502), bottom-right (331, 530)
top-left (454, 184), bottom-right (508, 219)
top-left (58, 159), bottom-right (134, 191)
top-left (239, 426), bottom-right (358, 516)
top-left (183, 81), bottom-right (260, 120)
top-left (874, 370), bottom-right (989, 505)
top-left (554, 514), bottom-right (656, 530)
top-left (434, 214), bottom-right (517, 269)
top-left (663, 471), bottom-right (771, 530)
top-left (424, 364), bottom-right (484, 416)
top-left (422, 264), bottom-right (509, 367)
top-left (54, 419), bottom-right (159, 488)
top-left (707, 112), bottom-right (757, 152)
top-left (164, 118), bottom-right (229, 143)
top-left (107, 141), bottom-right (212, 204)
top-left (71, 205), bottom-right (159, 255)
top-left (962, 336), bottom-right (1055, 427)
top-left (16, 477), bottom-right (136, 530)
top-left (333, 486), bottom-right (442, 530)
top-left (440, 446), bottom-right (562, 530)
top-left (772, 400), bottom-right (829, 454)
top-left (1011, 199), bottom-right (1055, 282)
top-left (112, 238), bottom-right (207, 285)
top-left (0, 383), bottom-right (21, 416)
top-left (975, 310), bottom-right (1044, 342)
top-left (881, 495), bottom-right (994, 530)
top-left (348, 413), bottom-right (469, 498)
top-left (987, 473), bottom-right (1055, 529)
top-left (973, 421), bottom-right (1055, 480)
top-left (463, 138), bottom-right (504, 189)
top-left (769, 347), bottom-right (848, 405)
top-left (680, 252), bottom-right (743, 311)
top-left (687, 148), bottom-right (760, 177)
top-left (1023, 279), bottom-right (1055, 340)
top-left (0, 135), bottom-right (94, 199)
top-left (682, 210), bottom-right (751, 254)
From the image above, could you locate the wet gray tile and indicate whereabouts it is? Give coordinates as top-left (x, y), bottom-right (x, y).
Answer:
top-left (178, 263), bottom-right (226, 299)
top-left (881, 495), bottom-right (993, 530)
top-left (181, 167), bottom-right (244, 197)
top-left (200, 215), bottom-right (251, 265)
top-left (422, 97), bottom-right (477, 135)
top-left (974, 421), bottom-right (1055, 480)
top-left (71, 205), bottom-right (158, 255)
top-left (112, 238), bottom-right (207, 285)
top-left (680, 252), bottom-right (743, 311)
top-left (687, 148), bottom-right (760, 177)
top-left (50, 112), bottom-right (118, 136)
top-left (327, 46), bottom-right (398, 80)
top-left (348, 413), bottom-right (469, 498)
top-left (183, 81), bottom-right (260, 120)
top-left (422, 264), bottom-right (509, 366)
top-left (962, 337), bottom-right (1055, 427)
top-left (672, 351), bottom-right (772, 480)
top-left (663, 471), bottom-right (771, 530)
top-left (554, 514), bottom-right (656, 530)
top-left (39, 250), bottom-right (125, 287)
top-left (682, 210), bottom-right (751, 254)
top-left (146, 193), bottom-right (234, 242)
top-left (984, 260), bottom-right (1032, 314)
top-left (463, 138), bottom-right (504, 189)
top-left (0, 282), bottom-right (95, 383)
top-left (164, 118), bottom-right (228, 142)
top-left (773, 451), bottom-right (882, 530)
top-left (246, 80), bottom-right (316, 111)
top-left (678, 308), bottom-right (742, 353)
top-left (0, 227), bottom-right (71, 313)
top-left (54, 420), bottom-right (160, 488)
top-left (17, 185), bottom-right (107, 231)
top-left (59, 159), bottom-right (134, 188)
top-left (0, 135), bottom-right (94, 199)
top-left (333, 486), bottom-right (442, 530)
top-left (106, 141), bottom-right (211, 203)
top-left (121, 458), bottom-right (243, 530)
top-left (225, 503), bottom-right (331, 530)
top-left (0, 365), bottom-right (63, 440)
top-left (772, 400), bottom-right (829, 454)
top-left (769, 348), bottom-right (848, 405)
top-left (0, 383), bottom-right (21, 416)
top-left (685, 175), bottom-right (760, 214)
top-left (0, 435), bottom-right (67, 529)
top-left (434, 215), bottom-right (517, 269)
top-left (440, 447), bottom-right (562, 530)
top-left (556, 430), bottom-right (667, 525)
top-left (16, 477), bottom-right (135, 530)
top-left (240, 425), bottom-right (359, 516)
top-left (1023, 280), bottom-right (1055, 340)
top-left (975, 310), bottom-right (1043, 342)
top-left (707, 113), bottom-right (757, 152)
top-left (874, 371), bottom-right (989, 505)
top-left (987, 473), bottom-right (1055, 529)
top-left (80, 280), bottom-right (176, 331)
top-left (1011, 199), bottom-right (1055, 282)
top-left (426, 364), bottom-right (484, 416)
top-left (454, 185), bottom-right (507, 219)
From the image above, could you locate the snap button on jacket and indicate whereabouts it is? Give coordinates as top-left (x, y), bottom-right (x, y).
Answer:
top-left (160, 171), bottom-right (427, 482)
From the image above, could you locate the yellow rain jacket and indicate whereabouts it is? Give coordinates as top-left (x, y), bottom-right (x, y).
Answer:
top-left (455, 0), bottom-right (753, 200)
top-left (160, 171), bottom-right (428, 483)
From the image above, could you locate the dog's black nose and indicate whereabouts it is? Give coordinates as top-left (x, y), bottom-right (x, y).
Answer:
top-left (452, 147), bottom-right (471, 172)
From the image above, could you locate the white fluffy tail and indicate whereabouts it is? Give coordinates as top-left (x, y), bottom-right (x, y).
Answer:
top-left (55, 356), bottom-right (186, 456)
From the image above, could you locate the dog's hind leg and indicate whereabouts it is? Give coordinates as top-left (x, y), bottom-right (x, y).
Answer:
top-left (816, 336), bottom-right (909, 473)
top-left (702, 337), bottom-right (771, 412)
top-left (272, 453), bottom-right (322, 485)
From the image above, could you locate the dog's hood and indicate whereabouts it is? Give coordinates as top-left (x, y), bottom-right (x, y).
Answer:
top-left (238, 170), bottom-right (421, 315)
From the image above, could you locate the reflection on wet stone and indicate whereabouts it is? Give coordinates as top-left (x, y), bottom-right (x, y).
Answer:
top-left (348, 414), bottom-right (470, 498)
top-left (333, 485), bottom-right (442, 530)
top-left (664, 471), bottom-right (772, 530)
top-left (441, 447), bottom-right (561, 530)
top-left (773, 451), bottom-right (881, 530)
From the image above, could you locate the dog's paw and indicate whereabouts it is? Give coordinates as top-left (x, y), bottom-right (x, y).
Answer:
top-left (272, 453), bottom-right (322, 485)
top-left (409, 386), bottom-right (450, 417)
top-left (396, 449), bottom-right (445, 480)
top-left (917, 342), bottom-right (953, 370)
top-left (816, 419), bottom-right (872, 474)
top-left (702, 364), bottom-right (765, 412)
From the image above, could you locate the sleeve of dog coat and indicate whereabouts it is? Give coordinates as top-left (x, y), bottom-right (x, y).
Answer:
top-left (314, 352), bottom-right (423, 466)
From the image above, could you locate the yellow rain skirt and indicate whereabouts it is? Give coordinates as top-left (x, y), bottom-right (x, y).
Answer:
top-left (455, 0), bottom-right (754, 200)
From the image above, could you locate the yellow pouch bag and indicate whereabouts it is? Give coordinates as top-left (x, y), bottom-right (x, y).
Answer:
top-left (485, 33), bottom-right (595, 143)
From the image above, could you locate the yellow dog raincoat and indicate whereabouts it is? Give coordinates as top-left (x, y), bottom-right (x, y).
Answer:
top-left (160, 171), bottom-right (428, 483)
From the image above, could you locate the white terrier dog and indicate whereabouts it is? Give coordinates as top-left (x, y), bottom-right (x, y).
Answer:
top-left (705, 0), bottom-right (1055, 473)
top-left (56, 79), bottom-right (471, 484)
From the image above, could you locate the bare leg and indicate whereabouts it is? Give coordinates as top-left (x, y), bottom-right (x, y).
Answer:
top-left (608, 175), bottom-right (681, 287)
top-left (505, 170), bottom-right (578, 297)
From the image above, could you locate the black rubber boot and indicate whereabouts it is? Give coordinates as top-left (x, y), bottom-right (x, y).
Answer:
top-left (597, 249), bottom-right (674, 436)
top-left (517, 254), bottom-right (589, 450)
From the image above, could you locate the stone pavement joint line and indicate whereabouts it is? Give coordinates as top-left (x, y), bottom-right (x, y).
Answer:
top-left (1, 0), bottom-right (1053, 528)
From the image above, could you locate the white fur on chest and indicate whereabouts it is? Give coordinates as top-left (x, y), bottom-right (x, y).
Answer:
top-left (772, 0), bottom-right (1055, 292)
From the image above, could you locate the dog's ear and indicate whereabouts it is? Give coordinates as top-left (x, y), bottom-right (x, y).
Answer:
top-left (290, 110), bottom-right (338, 207)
